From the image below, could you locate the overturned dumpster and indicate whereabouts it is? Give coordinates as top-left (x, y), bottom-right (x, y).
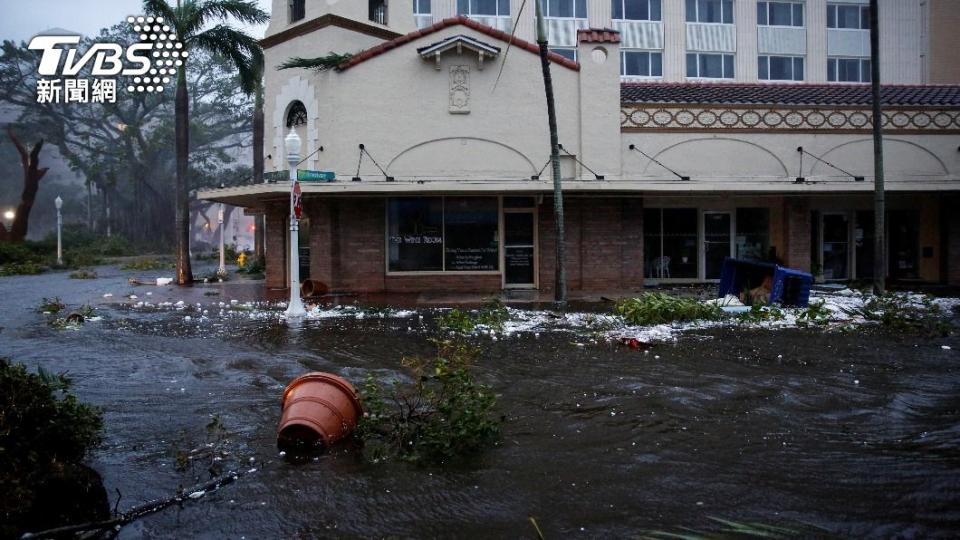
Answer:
top-left (718, 258), bottom-right (813, 307)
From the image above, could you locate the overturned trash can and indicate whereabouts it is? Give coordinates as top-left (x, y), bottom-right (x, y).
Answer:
top-left (277, 372), bottom-right (362, 453)
top-left (718, 258), bottom-right (813, 307)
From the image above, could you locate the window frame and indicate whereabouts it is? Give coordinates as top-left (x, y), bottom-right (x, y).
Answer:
top-left (385, 196), bottom-right (503, 275)
top-left (758, 55), bottom-right (805, 81)
top-left (827, 56), bottom-right (871, 82)
top-left (757, 1), bottom-right (804, 27)
top-left (414, 0), bottom-right (431, 15)
top-left (612, 0), bottom-right (663, 21)
top-left (685, 0), bottom-right (735, 24)
top-left (457, 0), bottom-right (511, 17)
top-left (289, 0), bottom-right (305, 23)
top-left (541, 0), bottom-right (588, 19)
top-left (620, 50), bottom-right (664, 78)
top-left (686, 52), bottom-right (735, 79)
top-left (550, 47), bottom-right (578, 61)
top-left (826, 3), bottom-right (870, 30)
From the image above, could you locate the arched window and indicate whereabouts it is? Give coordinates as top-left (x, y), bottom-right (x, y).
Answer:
top-left (286, 101), bottom-right (307, 128)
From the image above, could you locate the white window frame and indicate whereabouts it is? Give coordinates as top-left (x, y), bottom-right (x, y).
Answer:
top-left (621, 50), bottom-right (664, 78)
top-left (686, 0), bottom-right (735, 24)
top-left (414, 0), bottom-right (431, 15)
top-left (686, 53), bottom-right (735, 79)
top-left (541, 0), bottom-right (588, 19)
top-left (757, 1), bottom-right (804, 27)
top-left (826, 3), bottom-right (870, 30)
top-left (612, 0), bottom-right (662, 21)
top-left (828, 56), bottom-right (871, 82)
top-left (458, 0), bottom-right (511, 18)
top-left (759, 55), bottom-right (805, 81)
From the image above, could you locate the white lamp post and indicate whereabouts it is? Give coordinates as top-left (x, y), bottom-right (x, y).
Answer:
top-left (284, 128), bottom-right (306, 318)
top-left (217, 204), bottom-right (226, 276)
top-left (54, 196), bottom-right (63, 266)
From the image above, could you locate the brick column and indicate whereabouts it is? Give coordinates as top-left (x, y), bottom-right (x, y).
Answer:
top-left (264, 204), bottom-right (287, 289)
top-left (308, 199), bottom-right (337, 290)
top-left (621, 197), bottom-right (644, 290)
top-left (783, 197), bottom-right (811, 272)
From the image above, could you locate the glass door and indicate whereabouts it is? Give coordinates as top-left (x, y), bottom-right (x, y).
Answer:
top-left (703, 212), bottom-right (732, 280)
top-left (821, 213), bottom-right (850, 280)
top-left (503, 211), bottom-right (536, 288)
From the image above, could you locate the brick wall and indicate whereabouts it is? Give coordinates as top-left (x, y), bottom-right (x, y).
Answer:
top-left (539, 197), bottom-right (645, 294)
top-left (782, 197), bottom-right (811, 272)
top-left (946, 196), bottom-right (960, 286)
top-left (264, 204), bottom-right (287, 289)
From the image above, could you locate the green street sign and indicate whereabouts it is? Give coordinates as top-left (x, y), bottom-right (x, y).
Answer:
top-left (298, 169), bottom-right (336, 182)
top-left (263, 170), bottom-right (336, 182)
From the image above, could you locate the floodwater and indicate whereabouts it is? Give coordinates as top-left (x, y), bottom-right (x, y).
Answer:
top-left (2, 265), bottom-right (960, 538)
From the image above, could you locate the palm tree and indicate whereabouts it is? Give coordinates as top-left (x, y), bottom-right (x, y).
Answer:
top-left (252, 55), bottom-right (266, 266)
top-left (143, 0), bottom-right (268, 285)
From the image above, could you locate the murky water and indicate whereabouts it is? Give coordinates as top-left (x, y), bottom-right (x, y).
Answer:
top-left (2, 266), bottom-right (960, 538)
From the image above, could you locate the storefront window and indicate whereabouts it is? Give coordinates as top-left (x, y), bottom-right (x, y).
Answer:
top-left (735, 208), bottom-right (770, 261)
top-left (643, 208), bottom-right (698, 279)
top-left (387, 197), bottom-right (499, 272)
top-left (444, 197), bottom-right (499, 271)
top-left (387, 198), bottom-right (443, 272)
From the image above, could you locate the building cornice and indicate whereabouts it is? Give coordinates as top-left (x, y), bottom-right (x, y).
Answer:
top-left (261, 14), bottom-right (402, 50)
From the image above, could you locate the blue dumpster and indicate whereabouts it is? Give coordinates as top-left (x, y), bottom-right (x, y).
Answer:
top-left (718, 258), bottom-right (813, 307)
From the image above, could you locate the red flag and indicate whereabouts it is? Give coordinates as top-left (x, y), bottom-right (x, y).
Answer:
top-left (293, 180), bottom-right (302, 219)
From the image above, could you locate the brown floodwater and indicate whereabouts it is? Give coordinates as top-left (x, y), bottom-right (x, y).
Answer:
top-left (2, 266), bottom-right (959, 538)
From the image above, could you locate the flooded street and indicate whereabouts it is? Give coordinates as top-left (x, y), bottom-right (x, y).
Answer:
top-left (2, 266), bottom-right (960, 538)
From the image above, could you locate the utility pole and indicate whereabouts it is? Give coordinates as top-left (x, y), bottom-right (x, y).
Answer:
top-left (534, 0), bottom-right (567, 306)
top-left (869, 0), bottom-right (885, 295)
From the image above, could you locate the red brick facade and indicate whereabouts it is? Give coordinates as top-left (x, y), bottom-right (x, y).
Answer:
top-left (265, 196), bottom-right (646, 295)
top-left (782, 197), bottom-right (811, 272)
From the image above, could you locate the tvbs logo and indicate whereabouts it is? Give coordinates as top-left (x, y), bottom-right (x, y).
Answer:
top-left (28, 15), bottom-right (186, 104)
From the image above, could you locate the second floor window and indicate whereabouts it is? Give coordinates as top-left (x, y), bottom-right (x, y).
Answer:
top-left (757, 1), bottom-right (803, 27)
top-left (612, 0), bottom-right (662, 21)
top-left (541, 0), bottom-right (587, 18)
top-left (414, 0), bottom-right (431, 15)
top-left (290, 0), bottom-right (305, 22)
top-left (551, 47), bottom-right (577, 61)
top-left (458, 0), bottom-right (510, 16)
top-left (828, 57), bottom-right (871, 82)
top-left (686, 0), bottom-right (734, 24)
top-left (759, 55), bottom-right (804, 81)
top-left (622, 50), bottom-right (663, 77)
top-left (827, 3), bottom-right (870, 29)
top-left (687, 53), bottom-right (735, 78)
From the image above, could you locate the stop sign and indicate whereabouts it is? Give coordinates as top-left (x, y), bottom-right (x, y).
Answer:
top-left (293, 180), bottom-right (303, 219)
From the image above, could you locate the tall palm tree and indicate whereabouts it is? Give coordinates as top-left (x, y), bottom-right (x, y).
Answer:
top-left (252, 56), bottom-right (266, 266)
top-left (143, 0), bottom-right (268, 285)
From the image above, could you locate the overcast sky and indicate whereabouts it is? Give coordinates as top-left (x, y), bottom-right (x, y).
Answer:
top-left (0, 0), bottom-right (273, 43)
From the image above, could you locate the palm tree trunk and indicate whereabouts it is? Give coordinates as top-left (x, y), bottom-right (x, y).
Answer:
top-left (535, 1), bottom-right (566, 306)
top-left (175, 61), bottom-right (193, 284)
top-left (253, 82), bottom-right (266, 265)
top-left (869, 0), bottom-right (884, 294)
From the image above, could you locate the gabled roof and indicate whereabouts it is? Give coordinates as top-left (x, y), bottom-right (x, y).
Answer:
top-left (417, 34), bottom-right (501, 57)
top-left (338, 16), bottom-right (580, 72)
top-left (621, 82), bottom-right (960, 107)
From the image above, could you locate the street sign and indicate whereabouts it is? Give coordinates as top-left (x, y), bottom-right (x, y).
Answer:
top-left (293, 181), bottom-right (302, 219)
top-left (297, 170), bottom-right (336, 182)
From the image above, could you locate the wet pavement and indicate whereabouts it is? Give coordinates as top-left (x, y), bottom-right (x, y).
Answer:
top-left (2, 264), bottom-right (960, 538)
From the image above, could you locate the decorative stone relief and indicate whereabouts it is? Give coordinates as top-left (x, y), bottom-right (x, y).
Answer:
top-left (621, 105), bottom-right (960, 133)
top-left (449, 65), bottom-right (470, 115)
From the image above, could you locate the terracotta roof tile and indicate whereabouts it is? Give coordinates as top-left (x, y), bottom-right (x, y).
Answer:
top-left (620, 82), bottom-right (960, 107)
top-left (577, 28), bottom-right (621, 43)
top-left (337, 16), bottom-right (580, 72)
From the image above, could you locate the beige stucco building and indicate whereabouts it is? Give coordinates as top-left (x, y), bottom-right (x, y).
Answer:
top-left (200, 0), bottom-right (960, 297)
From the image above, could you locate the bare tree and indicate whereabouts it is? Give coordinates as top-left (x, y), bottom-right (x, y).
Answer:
top-left (0, 127), bottom-right (49, 243)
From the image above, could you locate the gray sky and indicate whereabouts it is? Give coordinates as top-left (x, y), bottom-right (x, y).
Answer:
top-left (0, 0), bottom-right (272, 43)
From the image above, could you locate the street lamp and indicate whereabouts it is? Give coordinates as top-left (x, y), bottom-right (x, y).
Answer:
top-left (54, 196), bottom-right (63, 266)
top-left (217, 204), bottom-right (226, 276)
top-left (284, 128), bottom-right (306, 318)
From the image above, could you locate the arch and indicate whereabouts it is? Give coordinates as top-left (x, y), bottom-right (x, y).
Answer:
top-left (810, 138), bottom-right (948, 177)
top-left (386, 137), bottom-right (538, 178)
top-left (272, 76), bottom-right (319, 168)
top-left (644, 137), bottom-right (789, 177)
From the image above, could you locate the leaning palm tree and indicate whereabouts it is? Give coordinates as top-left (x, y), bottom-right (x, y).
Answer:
top-left (143, 0), bottom-right (268, 285)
